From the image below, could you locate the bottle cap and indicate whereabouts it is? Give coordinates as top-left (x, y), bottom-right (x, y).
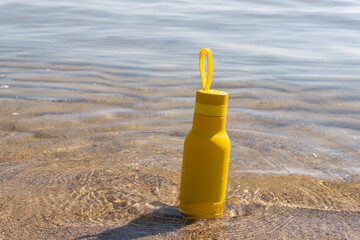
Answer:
top-left (194, 49), bottom-right (228, 117)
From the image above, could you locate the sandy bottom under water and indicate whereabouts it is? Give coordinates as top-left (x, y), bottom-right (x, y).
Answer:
top-left (0, 62), bottom-right (359, 239)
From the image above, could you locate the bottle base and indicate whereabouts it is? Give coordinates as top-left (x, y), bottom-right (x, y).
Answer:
top-left (178, 201), bottom-right (225, 219)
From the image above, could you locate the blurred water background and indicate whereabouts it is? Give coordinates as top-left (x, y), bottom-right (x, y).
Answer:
top-left (1, 0), bottom-right (360, 239)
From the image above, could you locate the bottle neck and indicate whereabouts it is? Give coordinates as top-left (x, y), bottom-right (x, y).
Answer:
top-left (192, 113), bottom-right (227, 133)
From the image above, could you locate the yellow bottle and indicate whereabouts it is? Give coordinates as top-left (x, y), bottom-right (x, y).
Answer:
top-left (179, 48), bottom-right (231, 218)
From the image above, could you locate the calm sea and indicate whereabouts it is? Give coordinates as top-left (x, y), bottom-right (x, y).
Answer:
top-left (1, 0), bottom-right (360, 239)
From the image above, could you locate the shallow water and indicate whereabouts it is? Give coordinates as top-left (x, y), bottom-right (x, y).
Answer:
top-left (1, 0), bottom-right (360, 239)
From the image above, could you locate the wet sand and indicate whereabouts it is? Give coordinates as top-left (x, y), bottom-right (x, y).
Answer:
top-left (1, 62), bottom-right (360, 239)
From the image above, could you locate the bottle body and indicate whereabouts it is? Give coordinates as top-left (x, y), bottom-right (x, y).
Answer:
top-left (179, 113), bottom-right (231, 218)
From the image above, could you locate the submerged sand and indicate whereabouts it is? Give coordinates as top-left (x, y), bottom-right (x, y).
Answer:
top-left (0, 62), bottom-right (360, 239)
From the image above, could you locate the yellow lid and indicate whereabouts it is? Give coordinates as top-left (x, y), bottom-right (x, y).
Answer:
top-left (194, 49), bottom-right (228, 117)
top-left (196, 89), bottom-right (228, 105)
top-left (195, 90), bottom-right (228, 117)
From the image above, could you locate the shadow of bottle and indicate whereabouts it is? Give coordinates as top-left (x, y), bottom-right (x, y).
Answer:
top-left (75, 202), bottom-right (193, 240)
top-left (76, 202), bottom-right (228, 239)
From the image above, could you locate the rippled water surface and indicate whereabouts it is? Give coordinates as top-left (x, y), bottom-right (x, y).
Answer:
top-left (1, 0), bottom-right (360, 239)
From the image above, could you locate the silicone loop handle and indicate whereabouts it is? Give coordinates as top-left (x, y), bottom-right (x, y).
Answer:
top-left (199, 48), bottom-right (213, 90)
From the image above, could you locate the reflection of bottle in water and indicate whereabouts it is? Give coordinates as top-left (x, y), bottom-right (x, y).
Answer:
top-left (179, 48), bottom-right (231, 218)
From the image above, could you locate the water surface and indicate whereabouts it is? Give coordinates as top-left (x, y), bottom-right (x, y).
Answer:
top-left (1, 0), bottom-right (360, 239)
